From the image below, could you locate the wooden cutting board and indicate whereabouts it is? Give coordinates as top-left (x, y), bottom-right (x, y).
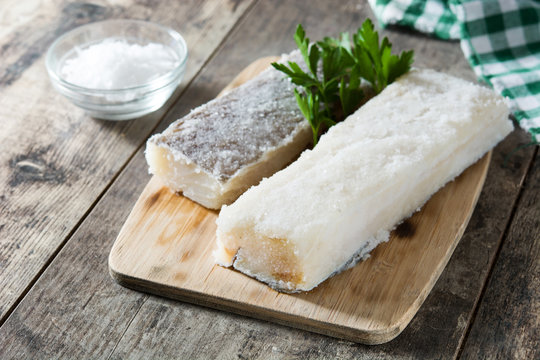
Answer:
top-left (109, 57), bottom-right (491, 345)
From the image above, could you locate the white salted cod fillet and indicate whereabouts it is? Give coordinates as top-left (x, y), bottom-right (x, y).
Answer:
top-left (214, 68), bottom-right (513, 292)
top-left (145, 51), bottom-right (310, 209)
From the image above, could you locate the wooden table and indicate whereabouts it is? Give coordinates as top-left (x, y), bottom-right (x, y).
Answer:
top-left (0, 0), bottom-right (538, 358)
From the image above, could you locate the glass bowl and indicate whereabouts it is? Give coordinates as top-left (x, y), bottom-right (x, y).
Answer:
top-left (46, 19), bottom-right (188, 120)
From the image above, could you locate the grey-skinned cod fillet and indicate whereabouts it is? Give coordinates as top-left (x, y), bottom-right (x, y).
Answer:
top-left (145, 51), bottom-right (310, 209)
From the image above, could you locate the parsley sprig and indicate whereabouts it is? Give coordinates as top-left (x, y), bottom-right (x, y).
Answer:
top-left (272, 19), bottom-right (414, 145)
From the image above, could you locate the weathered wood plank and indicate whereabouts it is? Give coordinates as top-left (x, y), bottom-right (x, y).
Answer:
top-left (0, 152), bottom-right (151, 359)
top-left (0, 0), bottom-right (254, 321)
top-left (0, 0), bottom-right (536, 359)
top-left (459, 149), bottom-right (539, 360)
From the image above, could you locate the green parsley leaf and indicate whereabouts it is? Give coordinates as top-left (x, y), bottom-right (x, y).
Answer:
top-left (339, 65), bottom-right (363, 117)
top-left (352, 19), bottom-right (414, 93)
top-left (271, 20), bottom-right (414, 146)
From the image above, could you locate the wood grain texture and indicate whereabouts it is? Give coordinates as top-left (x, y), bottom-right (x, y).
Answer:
top-left (0, 0), bottom-right (254, 321)
top-left (0, 0), bottom-right (537, 358)
top-left (109, 56), bottom-right (492, 344)
top-left (0, 151), bottom-right (152, 359)
top-left (460, 149), bottom-right (539, 360)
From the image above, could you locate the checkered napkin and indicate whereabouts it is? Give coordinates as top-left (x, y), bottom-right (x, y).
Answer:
top-left (369, 0), bottom-right (540, 143)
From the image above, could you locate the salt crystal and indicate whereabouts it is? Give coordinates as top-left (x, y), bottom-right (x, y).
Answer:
top-left (60, 38), bottom-right (180, 89)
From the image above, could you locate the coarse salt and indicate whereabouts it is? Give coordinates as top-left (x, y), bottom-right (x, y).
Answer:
top-left (60, 38), bottom-right (180, 89)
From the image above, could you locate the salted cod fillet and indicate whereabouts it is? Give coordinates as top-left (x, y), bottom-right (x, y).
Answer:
top-left (214, 68), bottom-right (513, 292)
top-left (145, 51), bottom-right (310, 209)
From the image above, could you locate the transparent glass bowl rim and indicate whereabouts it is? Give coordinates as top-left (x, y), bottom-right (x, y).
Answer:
top-left (45, 19), bottom-right (188, 95)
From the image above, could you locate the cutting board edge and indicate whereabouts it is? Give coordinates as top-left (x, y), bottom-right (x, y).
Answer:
top-left (108, 152), bottom-right (492, 346)
top-left (108, 264), bottom-right (406, 345)
top-left (107, 55), bottom-right (494, 345)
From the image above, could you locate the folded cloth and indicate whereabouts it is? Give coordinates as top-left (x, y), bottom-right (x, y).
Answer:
top-left (369, 0), bottom-right (540, 143)
top-left (369, 0), bottom-right (461, 39)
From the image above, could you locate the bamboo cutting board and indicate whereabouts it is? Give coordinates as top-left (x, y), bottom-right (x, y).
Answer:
top-left (109, 57), bottom-right (492, 345)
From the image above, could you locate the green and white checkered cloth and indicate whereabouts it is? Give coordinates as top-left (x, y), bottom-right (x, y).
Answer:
top-left (369, 0), bottom-right (540, 143)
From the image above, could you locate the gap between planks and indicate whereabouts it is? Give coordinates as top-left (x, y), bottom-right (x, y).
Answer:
top-left (106, 295), bottom-right (149, 360)
top-left (455, 145), bottom-right (538, 360)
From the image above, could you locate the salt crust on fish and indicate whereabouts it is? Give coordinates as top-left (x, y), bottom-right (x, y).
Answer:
top-left (215, 68), bottom-right (513, 292)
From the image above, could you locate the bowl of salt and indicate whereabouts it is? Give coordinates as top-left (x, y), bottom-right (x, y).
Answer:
top-left (46, 19), bottom-right (188, 120)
